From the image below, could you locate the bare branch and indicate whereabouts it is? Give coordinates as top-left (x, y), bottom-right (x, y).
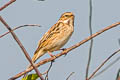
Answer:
top-left (45, 61), bottom-right (53, 80)
top-left (92, 39), bottom-right (120, 78)
top-left (9, 22), bottom-right (120, 79)
top-left (0, 16), bottom-right (44, 80)
top-left (118, 39), bottom-right (120, 46)
top-left (86, 0), bottom-right (93, 79)
top-left (92, 56), bottom-right (120, 79)
top-left (0, 0), bottom-right (16, 11)
top-left (87, 48), bottom-right (120, 80)
top-left (0, 24), bottom-right (40, 38)
top-left (38, 0), bottom-right (45, 1)
top-left (66, 72), bottom-right (75, 80)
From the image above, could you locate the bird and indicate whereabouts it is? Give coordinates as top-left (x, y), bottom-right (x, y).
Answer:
top-left (27, 12), bottom-right (74, 69)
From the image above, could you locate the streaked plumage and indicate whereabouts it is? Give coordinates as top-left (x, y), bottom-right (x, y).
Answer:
top-left (24, 12), bottom-right (74, 77)
top-left (32, 12), bottom-right (74, 63)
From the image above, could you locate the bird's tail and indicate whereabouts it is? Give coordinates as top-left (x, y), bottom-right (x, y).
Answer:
top-left (24, 50), bottom-right (46, 77)
top-left (32, 49), bottom-right (46, 63)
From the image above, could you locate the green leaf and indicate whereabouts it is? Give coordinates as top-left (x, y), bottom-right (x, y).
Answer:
top-left (22, 74), bottom-right (39, 80)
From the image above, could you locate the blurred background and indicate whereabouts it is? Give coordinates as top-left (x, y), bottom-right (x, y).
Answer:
top-left (0, 0), bottom-right (120, 80)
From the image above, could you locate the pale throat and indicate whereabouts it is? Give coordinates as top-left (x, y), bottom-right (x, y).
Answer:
top-left (64, 18), bottom-right (74, 26)
top-left (59, 18), bottom-right (74, 26)
top-left (63, 19), bottom-right (69, 23)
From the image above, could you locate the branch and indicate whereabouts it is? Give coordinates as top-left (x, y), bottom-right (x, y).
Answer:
top-left (92, 39), bottom-right (120, 78)
top-left (45, 61), bottom-right (53, 80)
top-left (9, 22), bottom-right (120, 79)
top-left (66, 72), bottom-right (75, 80)
top-left (92, 56), bottom-right (120, 79)
top-left (38, 0), bottom-right (45, 1)
top-left (0, 24), bottom-right (40, 38)
top-left (86, 0), bottom-right (93, 79)
top-left (0, 16), bottom-right (44, 80)
top-left (87, 48), bottom-right (120, 80)
top-left (0, 0), bottom-right (16, 11)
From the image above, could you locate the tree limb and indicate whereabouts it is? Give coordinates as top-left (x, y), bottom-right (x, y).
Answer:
top-left (87, 48), bottom-right (120, 80)
top-left (0, 24), bottom-right (40, 38)
top-left (9, 22), bottom-right (120, 79)
top-left (0, 0), bottom-right (16, 11)
top-left (0, 16), bottom-right (44, 80)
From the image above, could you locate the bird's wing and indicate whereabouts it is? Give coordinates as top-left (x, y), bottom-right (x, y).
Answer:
top-left (34, 22), bottom-right (64, 54)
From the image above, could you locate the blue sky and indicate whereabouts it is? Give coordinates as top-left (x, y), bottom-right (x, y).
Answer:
top-left (0, 0), bottom-right (120, 80)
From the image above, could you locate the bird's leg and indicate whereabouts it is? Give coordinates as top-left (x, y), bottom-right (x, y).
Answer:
top-left (59, 48), bottom-right (68, 56)
top-left (55, 48), bottom-right (66, 51)
top-left (59, 48), bottom-right (66, 51)
top-left (47, 51), bottom-right (56, 62)
top-left (47, 51), bottom-right (55, 57)
top-left (55, 48), bottom-right (67, 56)
top-left (59, 48), bottom-right (67, 56)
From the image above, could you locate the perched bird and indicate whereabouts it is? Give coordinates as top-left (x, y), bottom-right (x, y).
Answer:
top-left (27, 12), bottom-right (74, 70)
top-left (24, 12), bottom-right (74, 77)
top-left (32, 12), bottom-right (74, 63)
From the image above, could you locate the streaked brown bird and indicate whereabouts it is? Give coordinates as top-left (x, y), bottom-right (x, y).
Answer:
top-left (27, 12), bottom-right (74, 70)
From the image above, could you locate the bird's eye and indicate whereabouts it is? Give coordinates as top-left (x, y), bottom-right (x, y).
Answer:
top-left (64, 15), bottom-right (69, 17)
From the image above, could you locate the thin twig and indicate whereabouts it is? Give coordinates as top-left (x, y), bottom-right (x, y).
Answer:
top-left (9, 22), bottom-right (120, 79)
top-left (45, 61), bottom-right (53, 80)
top-left (0, 24), bottom-right (40, 38)
top-left (116, 39), bottom-right (120, 80)
top-left (86, 0), bottom-right (93, 79)
top-left (0, 0), bottom-right (16, 11)
top-left (66, 72), bottom-right (75, 80)
top-left (92, 56), bottom-right (120, 79)
top-left (92, 39), bottom-right (120, 78)
top-left (119, 39), bottom-right (120, 45)
top-left (87, 48), bottom-right (120, 80)
top-left (38, 0), bottom-right (45, 1)
top-left (0, 16), bottom-right (44, 80)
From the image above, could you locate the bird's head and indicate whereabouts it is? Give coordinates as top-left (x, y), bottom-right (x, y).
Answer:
top-left (59, 12), bottom-right (74, 24)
